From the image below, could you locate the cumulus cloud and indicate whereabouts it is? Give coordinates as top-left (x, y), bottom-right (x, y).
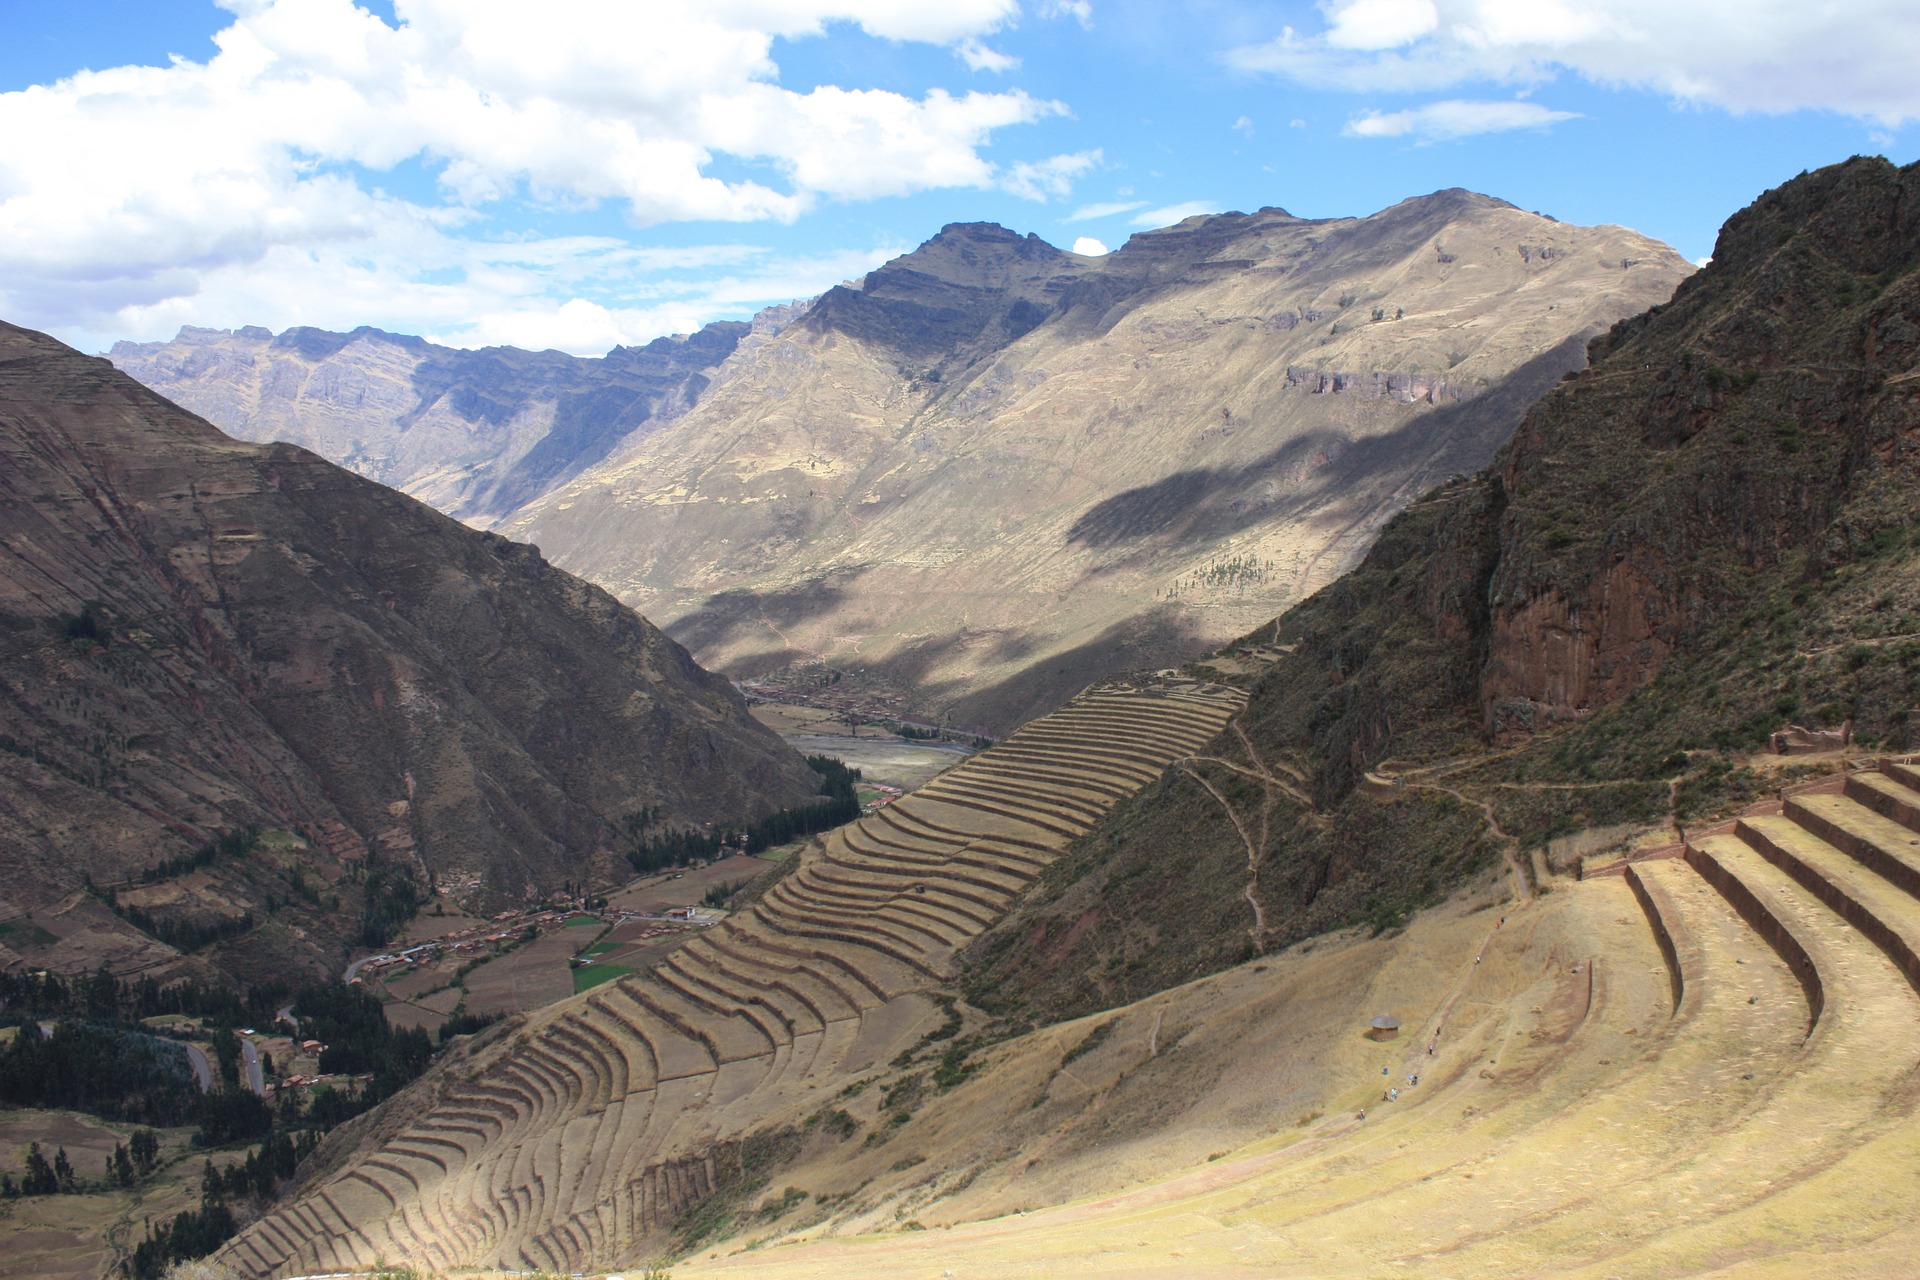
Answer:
top-left (0, 0), bottom-right (1077, 351)
top-left (1343, 99), bottom-right (1580, 140)
top-left (1131, 200), bottom-right (1220, 227)
top-left (1228, 0), bottom-right (1920, 126)
top-left (1067, 199), bottom-right (1148, 221)
top-left (1071, 236), bottom-right (1110, 255)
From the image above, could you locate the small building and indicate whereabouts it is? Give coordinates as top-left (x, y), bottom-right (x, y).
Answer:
top-left (1367, 1015), bottom-right (1402, 1041)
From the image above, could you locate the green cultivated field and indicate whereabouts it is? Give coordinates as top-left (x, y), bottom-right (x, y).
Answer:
top-left (571, 962), bottom-right (632, 993)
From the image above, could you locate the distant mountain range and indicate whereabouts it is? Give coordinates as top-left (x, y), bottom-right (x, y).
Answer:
top-left (117, 192), bottom-right (1693, 733)
top-left (0, 322), bottom-right (817, 986)
top-left (109, 303), bottom-right (808, 524)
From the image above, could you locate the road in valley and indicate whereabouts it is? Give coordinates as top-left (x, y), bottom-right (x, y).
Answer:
top-left (241, 1036), bottom-right (265, 1095)
top-left (183, 1043), bottom-right (214, 1093)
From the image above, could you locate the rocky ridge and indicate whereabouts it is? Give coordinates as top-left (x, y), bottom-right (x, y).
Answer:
top-left (969, 156), bottom-right (1920, 1024)
top-left (108, 307), bottom-right (804, 525)
top-left (504, 193), bottom-right (1691, 732)
top-left (0, 322), bottom-right (818, 985)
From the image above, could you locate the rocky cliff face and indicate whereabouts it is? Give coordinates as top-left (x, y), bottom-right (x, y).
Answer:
top-left (968, 156), bottom-right (1920, 1023)
top-left (108, 312), bottom-right (787, 524)
top-left (505, 192), bottom-right (1691, 733)
top-left (0, 322), bottom-right (817, 984)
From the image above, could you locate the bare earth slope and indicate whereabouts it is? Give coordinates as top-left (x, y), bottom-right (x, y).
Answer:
top-left (108, 308), bottom-right (802, 524)
top-left (0, 322), bottom-right (816, 984)
top-left (507, 193), bottom-right (1690, 732)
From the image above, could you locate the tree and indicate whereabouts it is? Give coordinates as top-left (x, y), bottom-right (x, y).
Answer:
top-left (22, 1142), bottom-right (56, 1195)
top-left (53, 1145), bottom-right (74, 1193)
top-left (112, 1141), bottom-right (136, 1187)
top-left (86, 963), bottom-right (120, 1020)
top-left (131, 1127), bottom-right (160, 1176)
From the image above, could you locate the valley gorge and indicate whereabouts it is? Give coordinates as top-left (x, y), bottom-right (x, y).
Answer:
top-left (119, 192), bottom-right (1691, 735)
top-left (9, 158), bottom-right (1920, 1280)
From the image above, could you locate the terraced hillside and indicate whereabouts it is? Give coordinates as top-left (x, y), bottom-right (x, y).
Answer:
top-left (220, 679), bottom-right (1244, 1276)
top-left (666, 755), bottom-right (1920, 1277)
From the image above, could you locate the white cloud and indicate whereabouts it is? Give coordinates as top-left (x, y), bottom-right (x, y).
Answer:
top-left (1343, 99), bottom-right (1579, 140)
top-left (1071, 236), bottom-right (1110, 255)
top-left (1233, 114), bottom-right (1255, 136)
top-left (1040, 0), bottom-right (1094, 28)
top-left (1228, 0), bottom-right (1920, 126)
top-left (957, 38), bottom-right (1020, 72)
top-left (1325, 0), bottom-right (1439, 51)
top-left (1067, 199), bottom-right (1148, 221)
top-left (1131, 200), bottom-right (1220, 227)
top-left (0, 0), bottom-right (1057, 351)
top-left (1002, 149), bottom-right (1102, 200)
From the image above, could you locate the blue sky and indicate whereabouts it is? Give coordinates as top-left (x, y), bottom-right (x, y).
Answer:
top-left (2, 0), bottom-right (1914, 355)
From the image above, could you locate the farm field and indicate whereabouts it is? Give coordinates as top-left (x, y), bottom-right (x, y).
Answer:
top-left (772, 732), bottom-right (972, 793)
top-left (457, 926), bottom-right (581, 1017)
top-left (0, 1111), bottom-right (220, 1280)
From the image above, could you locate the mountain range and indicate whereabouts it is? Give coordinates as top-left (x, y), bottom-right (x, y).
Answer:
top-left (119, 193), bottom-right (1692, 734)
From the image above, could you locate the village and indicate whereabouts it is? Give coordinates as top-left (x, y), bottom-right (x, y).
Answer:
top-left (343, 898), bottom-right (720, 988)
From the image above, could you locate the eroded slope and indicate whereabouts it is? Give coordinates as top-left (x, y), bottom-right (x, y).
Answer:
top-left (0, 322), bottom-right (816, 984)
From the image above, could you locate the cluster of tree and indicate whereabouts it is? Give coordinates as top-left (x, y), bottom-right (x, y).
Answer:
top-left (359, 860), bottom-right (424, 948)
top-left (106, 1129), bottom-right (162, 1187)
top-left (199, 1128), bottom-right (320, 1202)
top-left (0, 965), bottom-right (285, 1029)
top-left (743, 755), bottom-right (860, 853)
top-left (1, 1141), bottom-right (74, 1196)
top-left (624, 755), bottom-right (864, 873)
top-left (0, 974), bottom-right (457, 1277)
top-left (0, 1021), bottom-right (203, 1126)
top-left (96, 891), bottom-right (255, 954)
top-left (291, 982), bottom-right (434, 1095)
top-left (436, 1008), bottom-right (501, 1043)
top-left (56, 602), bottom-right (110, 646)
top-left (138, 828), bottom-right (259, 885)
top-left (129, 1202), bottom-right (238, 1280)
top-left (0, 1127), bottom-right (160, 1198)
top-left (194, 1088), bottom-right (273, 1147)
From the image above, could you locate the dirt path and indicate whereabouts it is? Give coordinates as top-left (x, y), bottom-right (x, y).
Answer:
top-left (1408, 780), bottom-right (1532, 903)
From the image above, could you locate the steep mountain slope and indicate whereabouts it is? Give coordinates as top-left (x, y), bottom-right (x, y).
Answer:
top-left (0, 322), bottom-right (817, 985)
top-left (108, 307), bottom-right (802, 524)
top-left (970, 155), bottom-right (1920, 1025)
top-left (506, 195), bottom-right (1691, 732)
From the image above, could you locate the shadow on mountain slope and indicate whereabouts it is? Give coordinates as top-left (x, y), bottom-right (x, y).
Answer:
top-left (1066, 332), bottom-right (1595, 556)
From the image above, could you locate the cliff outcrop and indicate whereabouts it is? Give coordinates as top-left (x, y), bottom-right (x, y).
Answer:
top-left (967, 156), bottom-right (1920, 1024)
top-left (0, 322), bottom-right (817, 985)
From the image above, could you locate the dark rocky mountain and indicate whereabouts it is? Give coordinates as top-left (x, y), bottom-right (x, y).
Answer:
top-left (969, 155), bottom-right (1920, 1024)
top-left (0, 322), bottom-right (818, 985)
top-left (107, 309), bottom-right (798, 524)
